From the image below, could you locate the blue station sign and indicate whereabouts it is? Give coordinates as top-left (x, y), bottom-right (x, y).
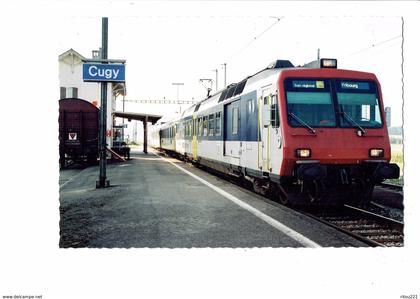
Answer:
top-left (83, 63), bottom-right (125, 82)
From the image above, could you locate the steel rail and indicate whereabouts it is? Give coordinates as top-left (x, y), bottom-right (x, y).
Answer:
top-left (299, 204), bottom-right (404, 247)
top-left (298, 209), bottom-right (387, 247)
top-left (380, 182), bottom-right (403, 192)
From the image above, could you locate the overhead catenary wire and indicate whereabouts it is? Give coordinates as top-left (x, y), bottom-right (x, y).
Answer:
top-left (342, 34), bottom-right (402, 59)
top-left (225, 16), bottom-right (284, 63)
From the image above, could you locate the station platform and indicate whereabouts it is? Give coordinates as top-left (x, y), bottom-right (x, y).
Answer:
top-left (59, 148), bottom-right (368, 248)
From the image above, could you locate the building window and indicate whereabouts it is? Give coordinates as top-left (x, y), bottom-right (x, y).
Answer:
top-left (60, 87), bottom-right (66, 99)
top-left (65, 87), bottom-right (78, 98)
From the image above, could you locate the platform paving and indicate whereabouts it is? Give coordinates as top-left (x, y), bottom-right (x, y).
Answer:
top-left (59, 149), bottom-right (368, 248)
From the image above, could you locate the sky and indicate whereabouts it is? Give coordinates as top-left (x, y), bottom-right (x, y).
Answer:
top-left (56, 4), bottom-right (403, 127)
top-left (0, 1), bottom-right (419, 299)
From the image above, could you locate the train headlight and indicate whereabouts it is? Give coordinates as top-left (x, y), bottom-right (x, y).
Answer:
top-left (320, 58), bottom-right (337, 68)
top-left (369, 148), bottom-right (384, 158)
top-left (296, 148), bottom-right (311, 158)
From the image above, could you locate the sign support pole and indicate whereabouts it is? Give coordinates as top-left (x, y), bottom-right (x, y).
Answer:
top-left (97, 17), bottom-right (110, 188)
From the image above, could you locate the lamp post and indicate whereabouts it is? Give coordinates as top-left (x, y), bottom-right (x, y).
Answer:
top-left (221, 63), bottom-right (227, 88)
top-left (213, 69), bottom-right (218, 91)
top-left (172, 82), bottom-right (184, 113)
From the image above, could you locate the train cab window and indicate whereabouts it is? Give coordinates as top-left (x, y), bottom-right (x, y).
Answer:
top-left (215, 112), bottom-right (221, 136)
top-left (285, 79), bottom-right (335, 128)
top-left (209, 114), bottom-right (214, 136)
top-left (232, 107), bottom-right (239, 134)
top-left (336, 80), bottom-right (382, 128)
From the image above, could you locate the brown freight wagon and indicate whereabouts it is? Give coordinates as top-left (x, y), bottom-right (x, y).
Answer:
top-left (59, 98), bottom-right (99, 168)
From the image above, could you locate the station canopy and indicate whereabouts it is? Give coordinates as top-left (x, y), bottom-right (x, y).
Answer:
top-left (113, 111), bottom-right (162, 124)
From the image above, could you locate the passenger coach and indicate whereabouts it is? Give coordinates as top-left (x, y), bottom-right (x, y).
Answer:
top-left (150, 59), bottom-right (400, 205)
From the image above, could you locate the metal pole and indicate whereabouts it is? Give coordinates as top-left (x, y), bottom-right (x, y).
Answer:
top-left (122, 94), bottom-right (125, 142)
top-left (222, 63), bottom-right (227, 88)
top-left (213, 69), bottom-right (218, 91)
top-left (172, 82), bottom-right (184, 114)
top-left (97, 17), bottom-right (110, 188)
top-left (143, 116), bottom-right (148, 154)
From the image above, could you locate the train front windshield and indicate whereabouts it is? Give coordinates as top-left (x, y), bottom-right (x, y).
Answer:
top-left (285, 78), bottom-right (383, 128)
top-left (336, 80), bottom-right (382, 128)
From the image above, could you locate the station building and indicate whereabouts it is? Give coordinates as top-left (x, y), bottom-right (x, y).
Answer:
top-left (58, 48), bottom-right (126, 146)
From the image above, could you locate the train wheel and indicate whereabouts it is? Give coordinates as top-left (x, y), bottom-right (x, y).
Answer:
top-left (253, 179), bottom-right (264, 195)
top-left (253, 179), bottom-right (271, 197)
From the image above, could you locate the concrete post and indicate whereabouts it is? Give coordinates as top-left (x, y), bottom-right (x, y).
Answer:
top-left (143, 116), bottom-right (148, 154)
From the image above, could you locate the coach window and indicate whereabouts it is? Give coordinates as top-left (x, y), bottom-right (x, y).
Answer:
top-left (198, 117), bottom-right (203, 136)
top-left (203, 115), bottom-right (208, 136)
top-left (232, 107), bottom-right (239, 134)
top-left (209, 114), bottom-right (214, 136)
top-left (248, 100), bottom-right (253, 115)
top-left (215, 112), bottom-right (221, 136)
top-left (185, 121), bottom-right (188, 137)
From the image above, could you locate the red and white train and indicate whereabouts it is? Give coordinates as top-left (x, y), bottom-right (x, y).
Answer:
top-left (150, 58), bottom-right (399, 205)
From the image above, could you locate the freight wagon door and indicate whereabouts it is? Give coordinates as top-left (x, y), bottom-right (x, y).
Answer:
top-left (224, 100), bottom-right (241, 158)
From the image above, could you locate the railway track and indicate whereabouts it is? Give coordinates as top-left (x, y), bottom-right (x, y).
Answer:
top-left (300, 203), bottom-right (404, 247)
top-left (381, 181), bottom-right (403, 192)
top-left (159, 151), bottom-right (405, 247)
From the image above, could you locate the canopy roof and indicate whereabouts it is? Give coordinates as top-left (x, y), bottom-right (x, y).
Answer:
top-left (113, 111), bottom-right (162, 124)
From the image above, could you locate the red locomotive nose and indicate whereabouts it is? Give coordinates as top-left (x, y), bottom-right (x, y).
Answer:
top-left (281, 127), bottom-right (391, 175)
top-left (278, 69), bottom-right (392, 177)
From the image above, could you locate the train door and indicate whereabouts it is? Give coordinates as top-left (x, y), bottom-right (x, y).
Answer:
top-left (258, 88), bottom-right (271, 172)
top-left (242, 91), bottom-right (258, 168)
top-left (192, 115), bottom-right (198, 160)
top-left (224, 100), bottom-right (241, 158)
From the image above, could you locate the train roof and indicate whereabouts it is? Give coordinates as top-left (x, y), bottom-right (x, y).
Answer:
top-left (154, 58), bottom-right (378, 126)
top-left (183, 59), bottom-right (294, 116)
